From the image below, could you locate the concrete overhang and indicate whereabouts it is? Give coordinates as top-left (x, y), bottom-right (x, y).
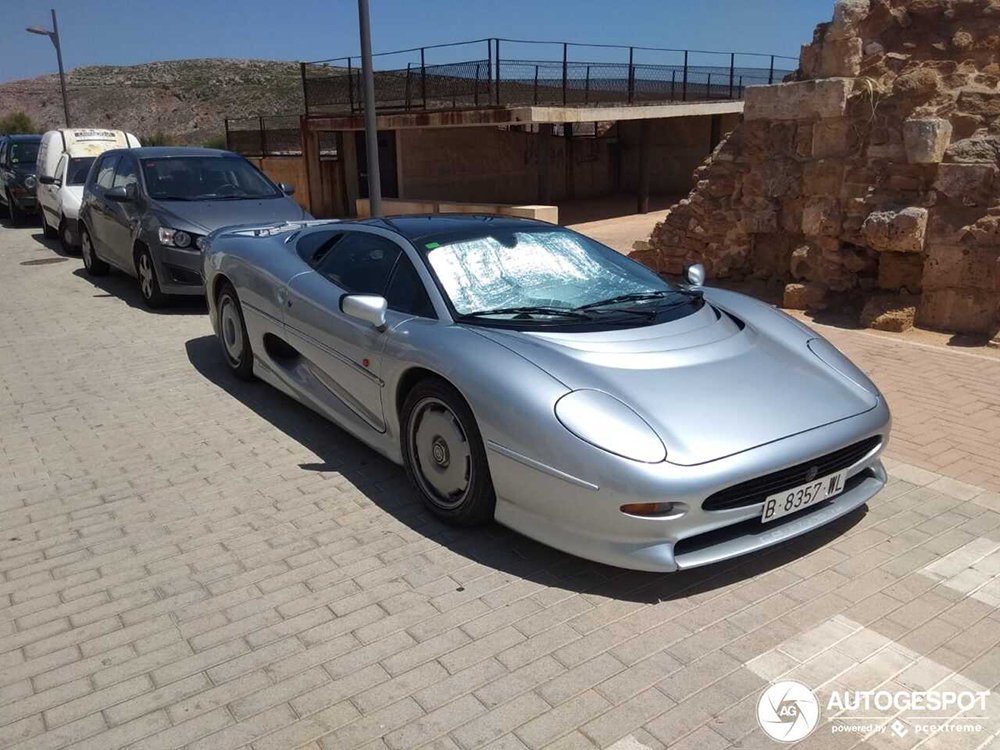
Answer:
top-left (303, 100), bottom-right (744, 132)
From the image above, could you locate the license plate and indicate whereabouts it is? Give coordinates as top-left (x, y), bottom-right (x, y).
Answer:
top-left (761, 469), bottom-right (848, 523)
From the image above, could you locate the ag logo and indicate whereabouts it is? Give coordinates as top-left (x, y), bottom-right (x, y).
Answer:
top-left (757, 680), bottom-right (820, 742)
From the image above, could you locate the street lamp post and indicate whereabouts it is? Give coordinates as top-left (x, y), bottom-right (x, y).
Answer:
top-left (357, 0), bottom-right (381, 216)
top-left (26, 9), bottom-right (71, 127)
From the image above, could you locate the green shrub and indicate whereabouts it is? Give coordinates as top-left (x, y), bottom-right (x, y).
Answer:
top-left (0, 111), bottom-right (39, 134)
top-left (202, 133), bottom-right (228, 150)
top-left (138, 130), bottom-right (174, 147)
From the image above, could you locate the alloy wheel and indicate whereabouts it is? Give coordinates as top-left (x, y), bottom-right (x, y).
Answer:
top-left (81, 232), bottom-right (93, 269)
top-left (138, 253), bottom-right (154, 300)
top-left (220, 296), bottom-right (245, 366)
top-left (409, 397), bottom-right (473, 510)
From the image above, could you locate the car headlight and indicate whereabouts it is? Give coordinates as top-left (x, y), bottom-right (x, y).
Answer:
top-left (158, 227), bottom-right (193, 248)
top-left (24, 175), bottom-right (37, 190)
top-left (555, 389), bottom-right (666, 463)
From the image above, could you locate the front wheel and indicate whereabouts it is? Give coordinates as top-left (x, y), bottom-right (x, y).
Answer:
top-left (136, 248), bottom-right (168, 308)
top-left (80, 226), bottom-right (109, 276)
top-left (59, 218), bottom-right (77, 254)
top-left (401, 379), bottom-right (496, 526)
top-left (217, 283), bottom-right (255, 381)
top-left (7, 192), bottom-right (24, 227)
top-left (42, 212), bottom-right (58, 239)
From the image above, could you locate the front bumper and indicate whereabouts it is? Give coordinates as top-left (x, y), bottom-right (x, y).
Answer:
top-left (489, 400), bottom-right (891, 572)
top-left (12, 193), bottom-right (39, 213)
top-left (151, 243), bottom-right (205, 296)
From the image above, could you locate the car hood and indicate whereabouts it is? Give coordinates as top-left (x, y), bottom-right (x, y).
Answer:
top-left (471, 291), bottom-right (878, 466)
top-left (154, 197), bottom-right (306, 233)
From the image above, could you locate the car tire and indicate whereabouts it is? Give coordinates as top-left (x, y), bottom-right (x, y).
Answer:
top-left (217, 283), bottom-right (255, 381)
top-left (401, 378), bottom-right (496, 526)
top-left (58, 218), bottom-right (76, 254)
top-left (7, 192), bottom-right (24, 227)
top-left (42, 212), bottom-right (58, 239)
top-left (136, 247), bottom-right (168, 309)
top-left (80, 226), bottom-right (109, 276)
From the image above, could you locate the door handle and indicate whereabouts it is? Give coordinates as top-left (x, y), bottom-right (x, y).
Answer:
top-left (276, 289), bottom-right (288, 307)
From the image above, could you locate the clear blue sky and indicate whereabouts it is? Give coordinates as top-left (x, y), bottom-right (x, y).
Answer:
top-left (2, 0), bottom-right (832, 84)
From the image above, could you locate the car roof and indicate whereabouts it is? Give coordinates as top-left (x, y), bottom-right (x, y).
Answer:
top-left (106, 147), bottom-right (241, 158)
top-left (357, 214), bottom-right (555, 243)
top-left (3, 134), bottom-right (42, 142)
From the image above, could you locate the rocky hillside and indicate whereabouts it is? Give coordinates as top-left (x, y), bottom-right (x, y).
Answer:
top-left (0, 58), bottom-right (305, 144)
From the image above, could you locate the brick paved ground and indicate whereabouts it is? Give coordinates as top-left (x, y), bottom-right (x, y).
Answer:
top-left (1, 224), bottom-right (999, 750)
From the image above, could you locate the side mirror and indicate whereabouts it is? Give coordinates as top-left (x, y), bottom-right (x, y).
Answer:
top-left (341, 294), bottom-right (388, 331)
top-left (105, 185), bottom-right (131, 202)
top-left (686, 262), bottom-right (706, 287)
top-left (39, 175), bottom-right (60, 186)
top-left (279, 183), bottom-right (295, 195)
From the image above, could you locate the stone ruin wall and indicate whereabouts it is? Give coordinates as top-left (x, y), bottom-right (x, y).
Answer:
top-left (630, 0), bottom-right (1000, 336)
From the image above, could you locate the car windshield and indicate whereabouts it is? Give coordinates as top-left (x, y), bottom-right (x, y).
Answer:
top-left (67, 157), bottom-right (96, 185)
top-left (421, 227), bottom-right (693, 324)
top-left (10, 142), bottom-right (40, 167)
top-left (140, 156), bottom-right (281, 200)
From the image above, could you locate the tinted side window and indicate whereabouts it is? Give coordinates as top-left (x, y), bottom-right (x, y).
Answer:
top-left (386, 256), bottom-right (436, 318)
top-left (315, 233), bottom-right (401, 295)
top-left (296, 231), bottom-right (343, 266)
top-left (112, 156), bottom-right (139, 191)
top-left (95, 155), bottom-right (120, 190)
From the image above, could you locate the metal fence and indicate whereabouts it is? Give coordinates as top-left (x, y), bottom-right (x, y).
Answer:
top-left (301, 38), bottom-right (797, 114)
top-left (224, 114), bottom-right (303, 156)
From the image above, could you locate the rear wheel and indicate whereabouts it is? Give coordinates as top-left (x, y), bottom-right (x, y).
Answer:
top-left (217, 283), bottom-right (255, 381)
top-left (401, 378), bottom-right (496, 526)
top-left (80, 226), bottom-right (109, 276)
top-left (136, 247), bottom-right (168, 309)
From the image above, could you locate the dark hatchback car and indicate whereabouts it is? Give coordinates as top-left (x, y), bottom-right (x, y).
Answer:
top-left (78, 147), bottom-right (309, 307)
top-left (0, 134), bottom-right (42, 225)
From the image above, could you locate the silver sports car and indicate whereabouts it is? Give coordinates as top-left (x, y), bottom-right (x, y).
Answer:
top-left (203, 215), bottom-right (890, 572)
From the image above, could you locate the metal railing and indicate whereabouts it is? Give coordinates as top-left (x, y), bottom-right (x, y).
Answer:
top-left (301, 38), bottom-right (797, 115)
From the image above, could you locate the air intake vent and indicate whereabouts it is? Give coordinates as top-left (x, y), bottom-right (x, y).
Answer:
top-left (702, 436), bottom-right (881, 512)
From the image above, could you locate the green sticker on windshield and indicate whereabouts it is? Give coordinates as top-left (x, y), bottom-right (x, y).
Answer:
top-left (425, 241), bottom-right (440, 249)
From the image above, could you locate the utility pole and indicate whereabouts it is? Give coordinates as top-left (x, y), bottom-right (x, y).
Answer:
top-left (357, 0), bottom-right (381, 216)
top-left (26, 10), bottom-right (71, 127)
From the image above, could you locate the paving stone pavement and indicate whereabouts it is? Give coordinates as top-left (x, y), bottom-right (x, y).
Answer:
top-left (1, 225), bottom-right (999, 750)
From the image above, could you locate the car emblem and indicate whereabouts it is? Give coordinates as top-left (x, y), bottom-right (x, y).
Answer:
top-left (804, 466), bottom-right (819, 482)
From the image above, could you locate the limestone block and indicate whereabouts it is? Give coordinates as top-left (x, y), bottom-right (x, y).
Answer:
top-left (933, 163), bottom-right (996, 206)
top-left (861, 294), bottom-right (918, 332)
top-left (802, 199), bottom-right (842, 236)
top-left (831, 0), bottom-right (870, 39)
top-left (861, 207), bottom-right (928, 253)
top-left (812, 119), bottom-right (853, 158)
top-left (822, 37), bottom-right (864, 77)
top-left (957, 91), bottom-right (1000, 118)
top-left (902, 117), bottom-right (952, 163)
top-left (803, 160), bottom-right (844, 196)
top-left (921, 244), bottom-right (1000, 292)
top-left (944, 132), bottom-right (1000, 163)
top-left (784, 282), bottom-right (828, 310)
top-left (917, 288), bottom-right (998, 334)
top-left (744, 79), bottom-right (853, 122)
top-left (878, 252), bottom-right (924, 293)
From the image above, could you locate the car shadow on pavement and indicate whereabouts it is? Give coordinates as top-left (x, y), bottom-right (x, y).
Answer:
top-left (185, 333), bottom-right (868, 603)
top-left (72, 268), bottom-right (207, 315)
top-left (26, 230), bottom-right (75, 257)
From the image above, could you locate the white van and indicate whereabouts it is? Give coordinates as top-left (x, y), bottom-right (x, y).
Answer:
top-left (36, 129), bottom-right (141, 250)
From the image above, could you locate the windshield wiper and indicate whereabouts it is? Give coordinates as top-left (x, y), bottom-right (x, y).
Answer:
top-left (464, 306), bottom-right (592, 320)
top-left (577, 288), bottom-right (701, 310)
top-left (155, 195), bottom-right (195, 201)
